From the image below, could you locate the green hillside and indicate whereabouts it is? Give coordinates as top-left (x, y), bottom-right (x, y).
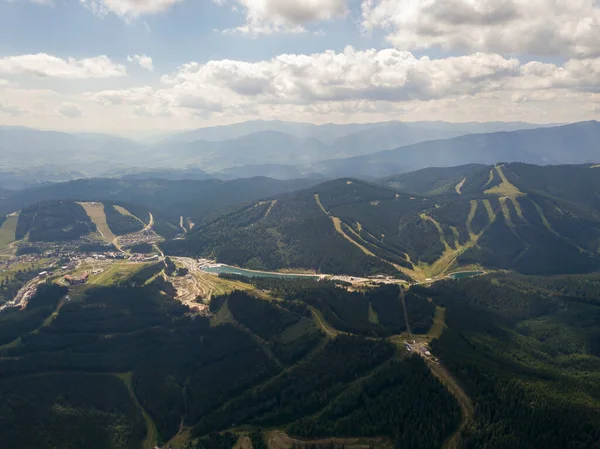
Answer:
top-left (165, 164), bottom-right (600, 279)
top-left (2, 261), bottom-right (600, 448)
top-left (162, 185), bottom-right (404, 278)
top-left (429, 273), bottom-right (600, 448)
top-left (15, 201), bottom-right (97, 243)
top-left (383, 164), bottom-right (490, 195)
top-left (0, 278), bottom-right (461, 449)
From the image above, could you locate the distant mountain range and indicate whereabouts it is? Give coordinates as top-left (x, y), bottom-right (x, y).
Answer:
top-left (308, 121), bottom-right (600, 178)
top-left (158, 119), bottom-right (556, 145)
top-left (0, 120), bottom-right (566, 189)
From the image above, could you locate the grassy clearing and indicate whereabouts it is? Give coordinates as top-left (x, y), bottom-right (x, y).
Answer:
top-left (483, 168), bottom-right (495, 188)
top-left (333, 217), bottom-right (377, 257)
top-left (531, 200), bottom-right (560, 237)
top-left (79, 202), bottom-right (117, 244)
top-left (368, 302), bottom-right (380, 324)
top-left (265, 430), bottom-right (392, 449)
top-left (115, 372), bottom-right (159, 449)
top-left (114, 205), bottom-right (144, 224)
top-left (425, 307), bottom-right (446, 341)
top-left (314, 194), bottom-right (328, 215)
top-left (455, 177), bottom-right (466, 194)
top-left (0, 214), bottom-right (18, 251)
top-left (166, 428), bottom-right (193, 449)
top-left (90, 262), bottom-right (146, 286)
top-left (450, 226), bottom-right (460, 248)
top-left (508, 197), bottom-right (525, 221)
top-left (482, 199), bottom-right (496, 224)
top-left (420, 214), bottom-right (450, 251)
top-left (530, 200), bottom-right (587, 252)
top-left (417, 211), bottom-right (486, 280)
top-left (264, 200), bottom-right (278, 218)
top-left (210, 298), bottom-right (236, 327)
top-left (484, 165), bottom-right (524, 197)
top-left (466, 200), bottom-right (478, 239)
top-left (498, 197), bottom-right (514, 227)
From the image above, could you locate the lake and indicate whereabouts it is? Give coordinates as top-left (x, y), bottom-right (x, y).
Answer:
top-left (201, 264), bottom-right (320, 280)
top-left (448, 271), bottom-right (485, 279)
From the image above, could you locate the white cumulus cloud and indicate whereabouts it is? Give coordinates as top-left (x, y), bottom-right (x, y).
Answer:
top-left (216, 0), bottom-right (347, 34)
top-left (127, 54), bottom-right (154, 71)
top-left (362, 0), bottom-right (600, 58)
top-left (160, 47), bottom-right (521, 105)
top-left (85, 86), bottom-right (154, 105)
top-left (0, 54), bottom-right (126, 79)
top-left (81, 47), bottom-right (600, 126)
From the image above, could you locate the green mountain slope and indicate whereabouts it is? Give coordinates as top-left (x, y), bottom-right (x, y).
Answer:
top-left (167, 164), bottom-right (600, 279)
top-left (16, 201), bottom-right (97, 242)
top-left (429, 273), bottom-right (600, 448)
top-left (162, 183), bottom-right (403, 278)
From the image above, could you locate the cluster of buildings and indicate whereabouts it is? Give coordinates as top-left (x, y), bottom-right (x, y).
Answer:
top-left (0, 253), bottom-right (45, 272)
top-left (405, 340), bottom-right (434, 359)
top-left (118, 228), bottom-right (161, 248)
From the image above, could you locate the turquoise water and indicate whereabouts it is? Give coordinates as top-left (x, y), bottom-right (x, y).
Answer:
top-left (202, 265), bottom-right (319, 280)
top-left (448, 271), bottom-right (485, 279)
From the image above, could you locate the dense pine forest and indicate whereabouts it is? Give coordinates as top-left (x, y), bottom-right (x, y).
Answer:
top-left (16, 201), bottom-right (96, 242)
top-left (103, 203), bottom-right (145, 236)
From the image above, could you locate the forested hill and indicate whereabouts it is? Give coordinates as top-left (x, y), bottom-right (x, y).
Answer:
top-left (382, 164), bottom-right (491, 195)
top-left (162, 180), bottom-right (403, 278)
top-left (16, 201), bottom-right (96, 242)
top-left (0, 176), bottom-right (321, 219)
top-left (165, 164), bottom-right (600, 278)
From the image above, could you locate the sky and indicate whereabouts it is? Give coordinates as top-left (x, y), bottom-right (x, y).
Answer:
top-left (1, 0), bottom-right (600, 137)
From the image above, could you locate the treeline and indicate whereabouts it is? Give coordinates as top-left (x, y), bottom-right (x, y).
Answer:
top-left (103, 203), bottom-right (144, 236)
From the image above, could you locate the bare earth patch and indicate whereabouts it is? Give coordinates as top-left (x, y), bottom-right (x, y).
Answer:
top-left (455, 177), bottom-right (466, 194)
top-left (79, 202), bottom-right (118, 244)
